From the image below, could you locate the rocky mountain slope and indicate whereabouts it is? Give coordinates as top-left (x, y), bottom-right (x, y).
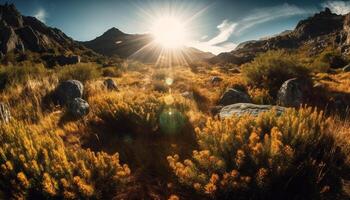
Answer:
top-left (82, 27), bottom-right (214, 63)
top-left (0, 3), bottom-right (98, 64)
top-left (210, 8), bottom-right (350, 65)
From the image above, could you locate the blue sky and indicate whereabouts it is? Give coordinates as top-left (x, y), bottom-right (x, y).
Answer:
top-left (2, 0), bottom-right (350, 54)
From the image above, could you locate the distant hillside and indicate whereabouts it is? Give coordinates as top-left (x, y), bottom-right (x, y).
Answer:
top-left (82, 27), bottom-right (214, 64)
top-left (210, 8), bottom-right (350, 65)
top-left (0, 3), bottom-right (98, 64)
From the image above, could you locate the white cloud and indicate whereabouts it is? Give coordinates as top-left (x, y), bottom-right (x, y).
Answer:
top-left (189, 3), bottom-right (314, 55)
top-left (207, 20), bottom-right (237, 45)
top-left (34, 8), bottom-right (47, 23)
top-left (188, 19), bottom-right (238, 55)
top-left (322, 1), bottom-right (350, 15)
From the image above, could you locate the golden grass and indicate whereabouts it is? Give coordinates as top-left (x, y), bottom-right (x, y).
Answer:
top-left (0, 61), bottom-right (348, 199)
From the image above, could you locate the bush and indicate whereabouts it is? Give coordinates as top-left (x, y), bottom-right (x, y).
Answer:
top-left (57, 63), bottom-right (101, 83)
top-left (0, 121), bottom-right (130, 199)
top-left (242, 50), bottom-right (310, 97)
top-left (91, 91), bottom-right (193, 135)
top-left (102, 67), bottom-right (122, 77)
top-left (0, 64), bottom-right (47, 89)
top-left (248, 88), bottom-right (274, 105)
top-left (168, 108), bottom-right (345, 199)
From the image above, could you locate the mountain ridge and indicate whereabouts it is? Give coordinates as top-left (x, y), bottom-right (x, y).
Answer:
top-left (210, 8), bottom-right (350, 65)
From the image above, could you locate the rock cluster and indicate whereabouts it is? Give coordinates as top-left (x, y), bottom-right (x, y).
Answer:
top-left (0, 3), bottom-right (88, 59)
top-left (55, 80), bottom-right (89, 118)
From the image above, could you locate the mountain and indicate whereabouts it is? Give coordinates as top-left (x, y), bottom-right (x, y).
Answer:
top-left (0, 3), bottom-right (98, 64)
top-left (210, 8), bottom-right (350, 65)
top-left (82, 28), bottom-right (215, 64)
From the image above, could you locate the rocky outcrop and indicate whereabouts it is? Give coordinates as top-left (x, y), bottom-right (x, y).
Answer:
top-left (217, 88), bottom-right (252, 106)
top-left (210, 8), bottom-right (350, 65)
top-left (55, 80), bottom-right (84, 105)
top-left (277, 78), bottom-right (311, 107)
top-left (219, 103), bottom-right (286, 118)
top-left (293, 8), bottom-right (344, 40)
top-left (0, 3), bottom-right (95, 61)
top-left (68, 98), bottom-right (89, 118)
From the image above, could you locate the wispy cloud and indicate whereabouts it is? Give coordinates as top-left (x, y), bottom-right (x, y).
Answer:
top-left (322, 1), bottom-right (350, 15)
top-left (34, 8), bottom-right (47, 23)
top-left (207, 20), bottom-right (237, 45)
top-left (235, 3), bottom-right (315, 35)
top-left (190, 3), bottom-right (314, 55)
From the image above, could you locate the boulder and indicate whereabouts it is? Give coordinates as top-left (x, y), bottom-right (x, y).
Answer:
top-left (103, 78), bottom-right (118, 90)
top-left (218, 88), bottom-right (251, 106)
top-left (55, 80), bottom-right (84, 105)
top-left (219, 103), bottom-right (286, 118)
top-left (211, 76), bottom-right (222, 84)
top-left (0, 103), bottom-right (11, 123)
top-left (68, 98), bottom-right (89, 118)
top-left (277, 78), bottom-right (311, 107)
top-left (343, 64), bottom-right (350, 72)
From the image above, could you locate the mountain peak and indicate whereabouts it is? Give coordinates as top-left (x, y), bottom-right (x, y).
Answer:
top-left (102, 27), bottom-right (126, 37)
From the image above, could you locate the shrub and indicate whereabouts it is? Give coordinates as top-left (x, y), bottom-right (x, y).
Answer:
top-left (57, 63), bottom-right (101, 83)
top-left (0, 121), bottom-right (130, 199)
top-left (248, 87), bottom-right (274, 105)
top-left (0, 64), bottom-right (47, 90)
top-left (318, 49), bottom-right (347, 69)
top-left (91, 91), bottom-right (193, 135)
top-left (242, 50), bottom-right (310, 97)
top-left (168, 108), bottom-right (345, 199)
top-left (102, 67), bottom-right (122, 77)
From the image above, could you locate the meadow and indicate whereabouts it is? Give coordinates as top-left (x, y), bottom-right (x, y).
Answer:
top-left (0, 50), bottom-right (349, 199)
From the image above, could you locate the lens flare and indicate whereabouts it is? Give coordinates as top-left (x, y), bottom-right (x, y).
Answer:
top-left (165, 77), bottom-right (174, 86)
top-left (159, 108), bottom-right (186, 135)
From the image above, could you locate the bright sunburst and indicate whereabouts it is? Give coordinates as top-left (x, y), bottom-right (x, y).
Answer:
top-left (151, 16), bottom-right (188, 49)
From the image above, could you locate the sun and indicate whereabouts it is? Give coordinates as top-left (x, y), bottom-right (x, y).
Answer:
top-left (151, 16), bottom-right (188, 49)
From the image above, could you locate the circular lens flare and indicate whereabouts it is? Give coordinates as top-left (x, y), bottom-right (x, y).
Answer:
top-left (151, 16), bottom-right (188, 49)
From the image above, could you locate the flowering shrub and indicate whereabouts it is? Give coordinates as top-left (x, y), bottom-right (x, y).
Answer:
top-left (242, 50), bottom-right (310, 97)
top-left (0, 121), bottom-right (130, 199)
top-left (91, 91), bottom-right (195, 135)
top-left (168, 108), bottom-right (345, 199)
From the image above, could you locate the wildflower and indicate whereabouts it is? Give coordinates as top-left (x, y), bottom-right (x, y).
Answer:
top-left (17, 172), bottom-right (29, 188)
top-left (194, 183), bottom-right (202, 191)
top-left (204, 182), bottom-right (217, 194)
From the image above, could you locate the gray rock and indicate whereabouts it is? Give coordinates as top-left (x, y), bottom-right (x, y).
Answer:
top-left (55, 80), bottom-right (84, 105)
top-left (218, 88), bottom-right (251, 106)
top-left (219, 103), bottom-right (286, 118)
top-left (104, 78), bottom-right (118, 91)
top-left (0, 103), bottom-right (11, 123)
top-left (211, 76), bottom-right (222, 84)
top-left (277, 78), bottom-right (310, 107)
top-left (68, 98), bottom-right (89, 118)
top-left (343, 64), bottom-right (350, 72)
